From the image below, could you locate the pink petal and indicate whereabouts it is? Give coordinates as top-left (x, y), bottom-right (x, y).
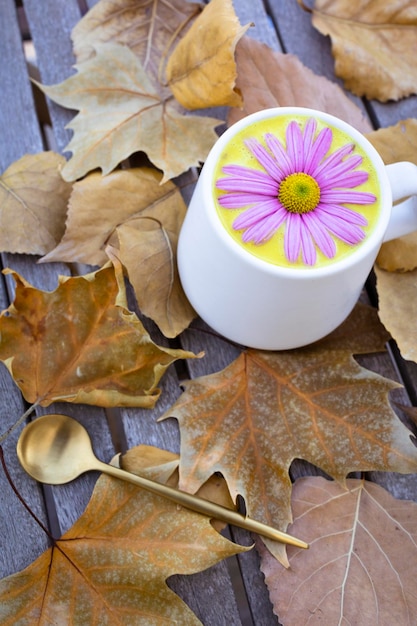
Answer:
top-left (314, 209), bottom-right (366, 245)
top-left (311, 143), bottom-right (354, 178)
top-left (245, 139), bottom-right (283, 180)
top-left (301, 118), bottom-right (317, 173)
top-left (233, 199), bottom-right (281, 229)
top-left (286, 121), bottom-right (304, 172)
top-left (284, 213), bottom-right (302, 262)
top-left (264, 133), bottom-right (293, 177)
top-left (304, 127), bottom-right (333, 175)
top-left (318, 171), bottom-right (370, 190)
top-left (299, 220), bottom-right (317, 266)
top-left (320, 190), bottom-right (376, 205)
top-left (218, 192), bottom-right (276, 209)
top-left (317, 203), bottom-right (368, 226)
top-left (241, 207), bottom-right (287, 243)
top-left (217, 176), bottom-right (278, 195)
top-left (302, 213), bottom-right (336, 259)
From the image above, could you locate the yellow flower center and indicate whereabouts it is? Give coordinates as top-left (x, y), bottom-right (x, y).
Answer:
top-left (278, 173), bottom-right (320, 214)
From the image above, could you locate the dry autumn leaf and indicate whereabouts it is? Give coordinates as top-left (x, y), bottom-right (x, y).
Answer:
top-left (109, 218), bottom-right (196, 338)
top-left (37, 43), bottom-right (220, 182)
top-left (258, 476), bottom-right (417, 625)
top-left (367, 119), bottom-right (417, 272)
top-left (0, 152), bottom-right (71, 255)
top-left (228, 35), bottom-right (372, 133)
top-left (375, 265), bottom-right (417, 364)
top-left (309, 0), bottom-right (417, 101)
top-left (160, 303), bottom-right (417, 566)
top-left (0, 444), bottom-right (247, 625)
top-left (40, 167), bottom-right (184, 265)
top-left (0, 259), bottom-right (200, 408)
top-left (41, 166), bottom-right (195, 337)
top-left (72, 0), bottom-right (202, 82)
top-left (166, 0), bottom-right (249, 109)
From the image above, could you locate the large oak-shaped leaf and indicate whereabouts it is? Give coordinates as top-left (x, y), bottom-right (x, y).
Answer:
top-left (375, 265), bottom-right (417, 364)
top-left (72, 0), bottom-right (202, 84)
top-left (258, 476), bottom-right (417, 624)
top-left (310, 0), bottom-right (417, 101)
top-left (0, 260), bottom-right (200, 408)
top-left (38, 43), bottom-right (220, 182)
top-left (166, 0), bottom-right (249, 109)
top-left (367, 119), bottom-right (417, 272)
top-left (160, 304), bottom-right (417, 564)
top-left (228, 36), bottom-right (371, 133)
top-left (0, 444), bottom-right (247, 625)
top-left (0, 152), bottom-right (71, 255)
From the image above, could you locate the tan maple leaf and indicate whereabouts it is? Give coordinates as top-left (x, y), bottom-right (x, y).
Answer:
top-left (0, 444), bottom-right (247, 624)
top-left (0, 152), bottom-right (71, 255)
top-left (228, 35), bottom-right (372, 133)
top-left (37, 43), bottom-right (220, 182)
top-left (0, 258), bottom-right (200, 408)
top-left (166, 0), bottom-right (250, 109)
top-left (258, 476), bottom-right (417, 624)
top-left (309, 0), bottom-right (417, 101)
top-left (160, 303), bottom-right (417, 565)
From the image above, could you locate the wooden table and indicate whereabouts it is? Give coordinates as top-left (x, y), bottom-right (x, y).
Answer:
top-left (1, 1), bottom-right (416, 624)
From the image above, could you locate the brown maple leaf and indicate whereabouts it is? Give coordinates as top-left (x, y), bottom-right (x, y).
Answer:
top-left (229, 35), bottom-right (372, 133)
top-left (0, 445), bottom-right (247, 624)
top-left (160, 303), bottom-right (417, 565)
top-left (0, 258), bottom-right (200, 409)
top-left (258, 476), bottom-right (417, 624)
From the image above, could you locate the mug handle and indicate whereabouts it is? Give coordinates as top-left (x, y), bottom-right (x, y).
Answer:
top-left (384, 162), bottom-right (417, 242)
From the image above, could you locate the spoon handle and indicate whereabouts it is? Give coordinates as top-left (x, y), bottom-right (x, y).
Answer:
top-left (95, 459), bottom-right (308, 549)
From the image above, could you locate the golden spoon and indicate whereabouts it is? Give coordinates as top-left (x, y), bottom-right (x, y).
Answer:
top-left (17, 413), bottom-right (308, 549)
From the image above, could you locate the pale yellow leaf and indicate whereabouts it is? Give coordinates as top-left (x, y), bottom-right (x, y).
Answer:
top-left (41, 167), bottom-right (186, 267)
top-left (0, 152), bottom-right (71, 255)
top-left (166, 0), bottom-right (250, 109)
top-left (38, 43), bottom-right (220, 182)
top-left (375, 265), bottom-right (417, 363)
top-left (311, 0), bottom-right (417, 101)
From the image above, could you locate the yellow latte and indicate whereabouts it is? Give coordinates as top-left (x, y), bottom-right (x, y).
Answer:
top-left (213, 114), bottom-right (381, 269)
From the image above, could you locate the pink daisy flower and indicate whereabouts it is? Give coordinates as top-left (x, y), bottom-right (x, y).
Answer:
top-left (216, 118), bottom-right (377, 266)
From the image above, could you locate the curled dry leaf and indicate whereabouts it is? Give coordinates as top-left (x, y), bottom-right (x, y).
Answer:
top-left (258, 476), bottom-right (417, 625)
top-left (310, 0), bottom-right (417, 101)
top-left (367, 119), bottom-right (417, 272)
top-left (0, 444), bottom-right (247, 625)
top-left (166, 0), bottom-right (250, 109)
top-left (37, 43), bottom-right (220, 182)
top-left (41, 166), bottom-right (195, 337)
top-left (0, 152), bottom-right (71, 255)
top-left (229, 35), bottom-right (371, 133)
top-left (375, 265), bottom-right (417, 364)
top-left (0, 258), bottom-right (201, 408)
top-left (108, 218), bottom-right (196, 338)
top-left (160, 303), bottom-right (417, 566)
top-left (41, 167), bottom-right (186, 267)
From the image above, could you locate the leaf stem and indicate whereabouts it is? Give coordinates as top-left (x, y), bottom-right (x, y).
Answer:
top-left (0, 402), bottom-right (39, 444)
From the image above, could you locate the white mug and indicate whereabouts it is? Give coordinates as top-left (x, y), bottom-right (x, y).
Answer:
top-left (178, 107), bottom-right (417, 350)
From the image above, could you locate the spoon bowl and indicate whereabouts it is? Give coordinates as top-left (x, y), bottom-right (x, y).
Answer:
top-left (17, 414), bottom-right (308, 549)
